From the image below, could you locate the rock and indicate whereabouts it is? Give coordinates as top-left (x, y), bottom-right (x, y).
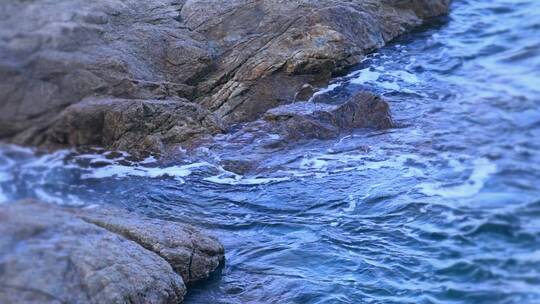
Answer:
top-left (0, 0), bottom-right (214, 153)
top-left (44, 97), bottom-right (224, 154)
top-left (0, 201), bottom-right (225, 304)
top-left (202, 92), bottom-right (393, 173)
top-left (265, 91), bottom-right (393, 141)
top-left (0, 0), bottom-right (450, 153)
top-left (294, 84), bottom-right (318, 102)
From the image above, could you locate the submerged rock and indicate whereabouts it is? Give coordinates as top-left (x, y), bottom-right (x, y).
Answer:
top-left (0, 0), bottom-right (450, 153)
top-left (0, 201), bottom-right (224, 304)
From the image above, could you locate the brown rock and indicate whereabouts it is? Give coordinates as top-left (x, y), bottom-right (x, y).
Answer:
top-left (189, 0), bottom-right (451, 123)
top-left (264, 91), bottom-right (394, 141)
top-left (0, 0), bottom-right (450, 153)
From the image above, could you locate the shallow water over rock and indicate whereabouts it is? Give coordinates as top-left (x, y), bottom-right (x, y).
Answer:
top-left (1, 0), bottom-right (540, 303)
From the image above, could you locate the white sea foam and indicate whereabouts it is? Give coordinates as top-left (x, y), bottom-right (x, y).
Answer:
top-left (309, 83), bottom-right (342, 101)
top-left (75, 153), bottom-right (115, 165)
top-left (362, 154), bottom-right (421, 171)
top-left (33, 189), bottom-right (87, 206)
top-left (300, 157), bottom-right (328, 170)
top-left (81, 162), bottom-right (210, 181)
top-left (138, 155), bottom-right (158, 165)
top-left (21, 150), bottom-right (74, 169)
top-left (0, 143), bottom-right (34, 155)
top-left (393, 70), bottom-right (420, 84)
top-left (343, 194), bottom-right (357, 213)
top-left (34, 188), bottom-right (62, 204)
top-left (377, 81), bottom-right (401, 91)
top-left (418, 158), bottom-right (497, 198)
top-left (292, 152), bottom-right (425, 180)
top-left (268, 133), bottom-right (281, 140)
top-left (308, 62), bottom-right (422, 101)
top-left (349, 67), bottom-right (419, 90)
top-left (204, 174), bottom-right (289, 185)
top-left (350, 68), bottom-right (382, 84)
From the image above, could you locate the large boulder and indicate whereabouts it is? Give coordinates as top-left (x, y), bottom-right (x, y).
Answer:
top-left (0, 201), bottom-right (224, 304)
top-left (0, 0), bottom-right (450, 152)
top-left (75, 206), bottom-right (225, 284)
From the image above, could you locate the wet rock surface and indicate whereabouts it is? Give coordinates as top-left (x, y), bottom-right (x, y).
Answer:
top-left (0, 0), bottom-right (450, 153)
top-left (0, 201), bottom-right (224, 304)
top-left (191, 92), bottom-right (393, 174)
top-left (264, 92), bottom-right (393, 139)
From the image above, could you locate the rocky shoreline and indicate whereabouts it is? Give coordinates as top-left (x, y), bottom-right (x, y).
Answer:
top-left (0, 0), bottom-right (451, 303)
top-left (0, 0), bottom-right (450, 155)
top-left (190, 91), bottom-right (394, 175)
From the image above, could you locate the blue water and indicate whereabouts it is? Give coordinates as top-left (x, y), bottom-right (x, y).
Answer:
top-left (1, 0), bottom-right (540, 303)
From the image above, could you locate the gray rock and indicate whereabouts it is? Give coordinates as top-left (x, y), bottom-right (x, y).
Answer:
top-left (0, 0), bottom-right (450, 153)
top-left (202, 92), bottom-right (393, 173)
top-left (0, 201), bottom-right (225, 304)
top-left (264, 91), bottom-right (393, 141)
top-left (74, 206), bottom-right (225, 284)
top-left (0, 0), bottom-right (214, 153)
top-left (189, 0), bottom-right (451, 123)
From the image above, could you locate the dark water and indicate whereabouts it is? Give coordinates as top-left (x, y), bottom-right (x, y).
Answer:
top-left (1, 0), bottom-right (540, 303)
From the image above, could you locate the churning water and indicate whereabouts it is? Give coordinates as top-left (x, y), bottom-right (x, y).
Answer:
top-left (1, 0), bottom-right (540, 303)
